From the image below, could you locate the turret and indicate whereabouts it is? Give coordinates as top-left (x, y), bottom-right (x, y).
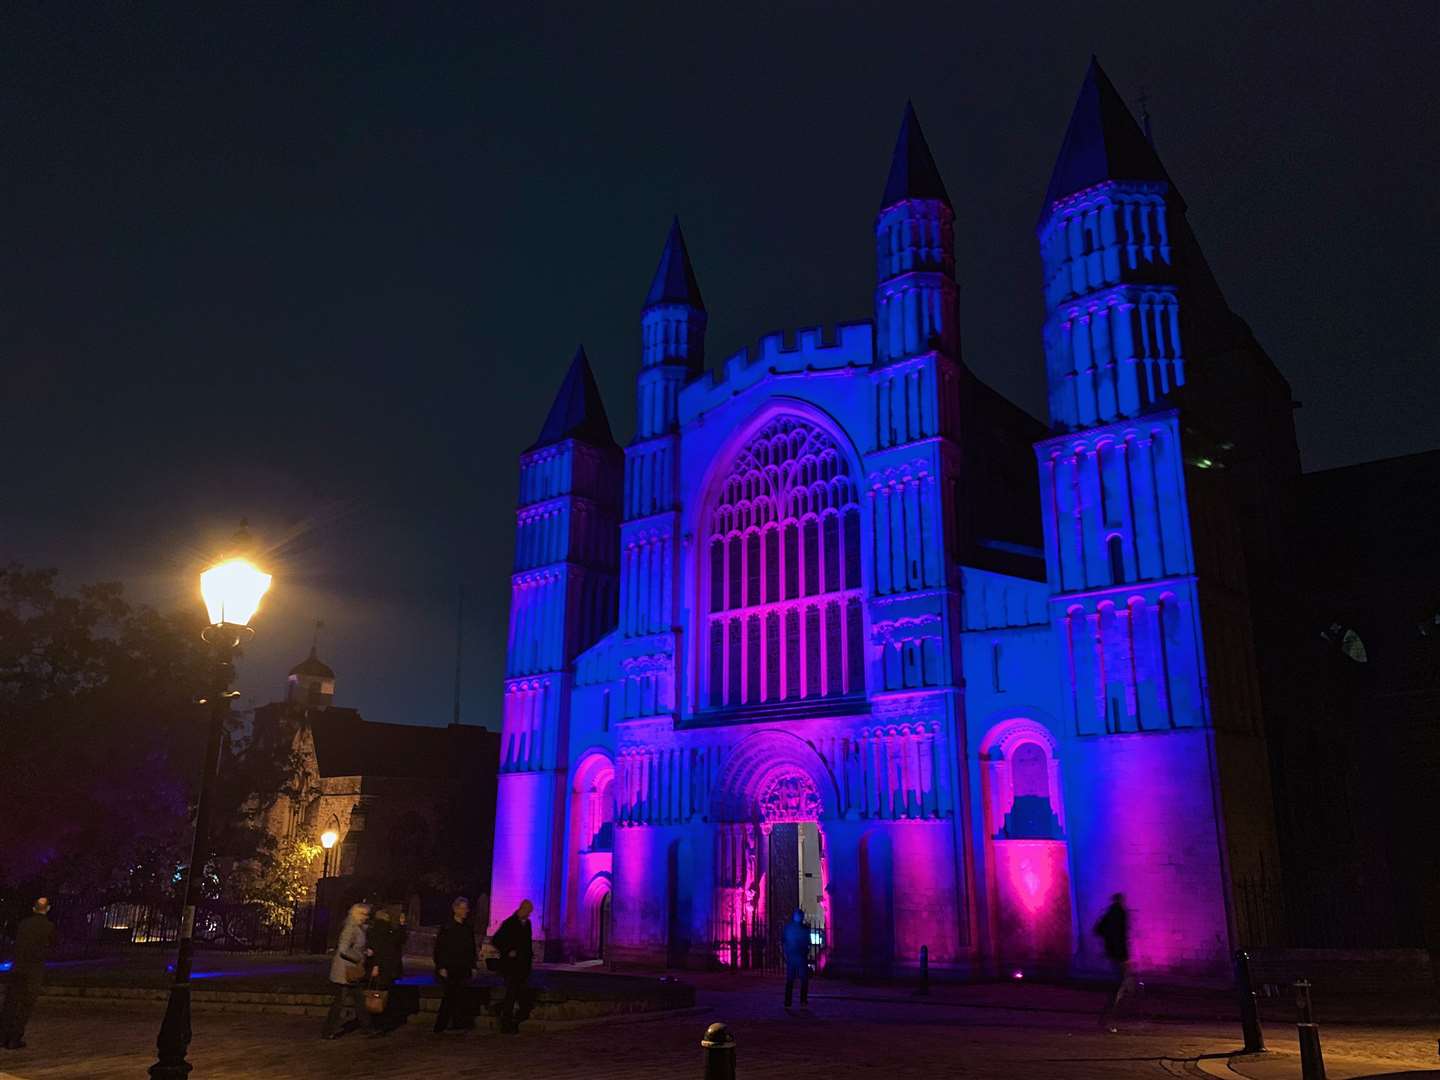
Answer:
top-left (874, 102), bottom-right (958, 364)
top-left (636, 219), bottom-right (706, 440)
top-left (1037, 57), bottom-right (1235, 431)
top-left (286, 647), bottom-right (335, 708)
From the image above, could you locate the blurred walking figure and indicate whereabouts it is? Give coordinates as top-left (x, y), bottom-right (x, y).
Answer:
top-left (1094, 893), bottom-right (1134, 1031)
top-left (1, 897), bottom-right (56, 1050)
top-left (322, 903), bottom-right (369, 1039)
top-left (433, 897), bottom-right (476, 1033)
top-left (491, 900), bottom-right (533, 1034)
top-left (363, 907), bottom-right (403, 1036)
top-left (782, 909), bottom-right (811, 1009)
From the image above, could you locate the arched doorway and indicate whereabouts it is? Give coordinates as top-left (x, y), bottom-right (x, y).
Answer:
top-left (709, 731), bottom-right (836, 970)
top-left (568, 752), bottom-right (616, 959)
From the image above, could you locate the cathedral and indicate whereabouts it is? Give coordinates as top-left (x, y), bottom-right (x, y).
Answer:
top-left (489, 59), bottom-right (1297, 980)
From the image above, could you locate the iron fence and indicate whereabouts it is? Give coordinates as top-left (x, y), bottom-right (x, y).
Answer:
top-left (52, 900), bottom-right (317, 954)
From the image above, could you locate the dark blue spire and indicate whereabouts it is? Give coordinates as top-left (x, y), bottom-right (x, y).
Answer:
top-left (1043, 57), bottom-right (1174, 211)
top-left (644, 217), bottom-right (705, 310)
top-left (529, 346), bottom-right (616, 450)
top-left (880, 101), bottom-right (951, 210)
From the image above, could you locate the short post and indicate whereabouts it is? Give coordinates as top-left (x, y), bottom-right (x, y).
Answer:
top-left (1233, 949), bottom-right (1266, 1053)
top-left (1294, 980), bottom-right (1326, 1080)
top-left (917, 944), bottom-right (930, 995)
top-left (701, 1021), bottom-right (736, 1080)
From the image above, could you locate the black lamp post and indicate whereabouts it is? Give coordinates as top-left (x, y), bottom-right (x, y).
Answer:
top-left (149, 528), bottom-right (271, 1080)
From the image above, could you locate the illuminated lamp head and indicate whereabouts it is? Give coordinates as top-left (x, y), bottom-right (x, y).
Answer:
top-left (320, 829), bottom-right (339, 850)
top-left (199, 521), bottom-right (272, 646)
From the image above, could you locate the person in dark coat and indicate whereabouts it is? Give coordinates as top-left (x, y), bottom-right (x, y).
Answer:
top-left (363, 907), bottom-right (403, 1036)
top-left (2, 897), bottom-right (57, 1050)
top-left (781, 909), bottom-right (811, 1008)
top-left (1094, 893), bottom-right (1133, 1031)
top-left (432, 896), bottom-right (476, 1033)
top-left (491, 899), bottom-right (533, 1034)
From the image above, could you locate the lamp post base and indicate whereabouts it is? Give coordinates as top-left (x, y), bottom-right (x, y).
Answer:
top-left (149, 980), bottom-right (194, 1080)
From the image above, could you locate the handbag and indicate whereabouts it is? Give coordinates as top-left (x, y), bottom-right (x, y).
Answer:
top-left (342, 958), bottom-right (365, 984)
top-left (364, 987), bottom-right (389, 1015)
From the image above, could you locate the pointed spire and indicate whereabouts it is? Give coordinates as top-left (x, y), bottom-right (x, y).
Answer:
top-left (880, 101), bottom-right (951, 210)
top-left (1043, 57), bottom-right (1174, 211)
top-left (529, 346), bottom-right (617, 450)
top-left (644, 217), bottom-right (705, 310)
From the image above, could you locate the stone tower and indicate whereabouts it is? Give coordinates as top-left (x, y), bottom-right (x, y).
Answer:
top-left (489, 347), bottom-right (622, 945)
top-left (1033, 58), bottom-right (1281, 966)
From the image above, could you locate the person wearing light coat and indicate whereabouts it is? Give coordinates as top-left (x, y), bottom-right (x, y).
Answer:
top-left (321, 903), bottom-right (369, 1039)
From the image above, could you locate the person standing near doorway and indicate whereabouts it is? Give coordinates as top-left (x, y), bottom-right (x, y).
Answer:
top-left (433, 897), bottom-right (476, 1034)
top-left (1, 897), bottom-right (57, 1050)
top-left (782, 908), bottom-right (811, 1009)
top-left (491, 900), bottom-right (533, 1034)
top-left (1095, 893), bottom-right (1134, 1031)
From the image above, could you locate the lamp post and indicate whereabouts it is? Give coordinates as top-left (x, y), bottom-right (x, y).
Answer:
top-left (320, 829), bottom-right (339, 880)
top-left (150, 527), bottom-right (271, 1080)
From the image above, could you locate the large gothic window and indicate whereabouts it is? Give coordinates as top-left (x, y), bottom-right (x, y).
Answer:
top-left (704, 417), bottom-right (865, 708)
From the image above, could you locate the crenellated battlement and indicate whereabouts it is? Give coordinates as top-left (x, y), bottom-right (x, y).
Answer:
top-left (679, 321), bottom-right (873, 424)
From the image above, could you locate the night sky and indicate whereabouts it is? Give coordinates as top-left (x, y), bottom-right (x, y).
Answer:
top-left (4, 3), bottom-right (1437, 727)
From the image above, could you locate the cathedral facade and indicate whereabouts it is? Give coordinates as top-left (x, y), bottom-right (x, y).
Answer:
top-left (490, 61), bottom-right (1289, 980)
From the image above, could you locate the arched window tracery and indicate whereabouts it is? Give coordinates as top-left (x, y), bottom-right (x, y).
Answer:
top-left (705, 417), bottom-right (865, 708)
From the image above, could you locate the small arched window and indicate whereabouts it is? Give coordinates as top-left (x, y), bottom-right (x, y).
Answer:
top-left (1107, 535), bottom-right (1126, 585)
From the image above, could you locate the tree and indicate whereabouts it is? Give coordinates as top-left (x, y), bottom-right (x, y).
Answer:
top-left (227, 833), bottom-right (322, 929)
top-left (0, 564), bottom-right (290, 908)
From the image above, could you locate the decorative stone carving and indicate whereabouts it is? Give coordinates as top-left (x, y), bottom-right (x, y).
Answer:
top-left (758, 772), bottom-right (822, 823)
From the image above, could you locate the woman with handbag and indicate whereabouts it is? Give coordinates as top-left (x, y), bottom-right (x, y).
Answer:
top-left (321, 904), bottom-right (370, 1039)
top-left (363, 906), bottom-right (403, 1037)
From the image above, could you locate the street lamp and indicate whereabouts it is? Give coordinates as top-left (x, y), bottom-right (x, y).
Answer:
top-left (150, 524), bottom-right (270, 1080)
top-left (320, 829), bottom-right (339, 879)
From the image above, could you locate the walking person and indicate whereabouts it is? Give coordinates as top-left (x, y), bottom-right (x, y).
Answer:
top-left (1, 897), bottom-right (57, 1050)
top-left (781, 909), bottom-right (811, 1009)
top-left (491, 899), bottom-right (533, 1034)
top-left (433, 896), bottom-right (476, 1034)
top-left (363, 907), bottom-right (403, 1037)
top-left (321, 903), bottom-right (369, 1039)
top-left (1095, 893), bottom-right (1134, 1032)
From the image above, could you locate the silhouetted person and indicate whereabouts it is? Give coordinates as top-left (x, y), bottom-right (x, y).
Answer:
top-left (363, 907), bottom-right (403, 1037)
top-left (1094, 893), bottom-right (1133, 1031)
top-left (781, 909), bottom-right (811, 1009)
top-left (433, 896), bottom-right (476, 1033)
top-left (491, 899), bottom-right (533, 1034)
top-left (322, 903), bottom-right (369, 1039)
top-left (2, 897), bottom-right (57, 1051)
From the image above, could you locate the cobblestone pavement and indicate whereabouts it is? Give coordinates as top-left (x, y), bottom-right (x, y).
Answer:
top-left (1, 981), bottom-right (1435, 1079)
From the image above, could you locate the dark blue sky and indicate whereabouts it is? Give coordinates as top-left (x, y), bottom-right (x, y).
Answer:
top-left (4, 2), bottom-right (1437, 727)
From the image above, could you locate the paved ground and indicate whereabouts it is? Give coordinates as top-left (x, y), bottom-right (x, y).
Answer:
top-left (2, 978), bottom-right (1437, 1079)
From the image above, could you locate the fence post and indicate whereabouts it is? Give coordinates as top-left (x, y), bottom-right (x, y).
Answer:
top-left (701, 1021), bottom-right (736, 1080)
top-left (1233, 949), bottom-right (1266, 1053)
top-left (1294, 980), bottom-right (1326, 1080)
top-left (917, 945), bottom-right (930, 996)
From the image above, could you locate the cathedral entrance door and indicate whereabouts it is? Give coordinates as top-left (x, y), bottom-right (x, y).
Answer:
top-left (766, 823), bottom-right (800, 967)
top-left (765, 821), bottom-right (826, 970)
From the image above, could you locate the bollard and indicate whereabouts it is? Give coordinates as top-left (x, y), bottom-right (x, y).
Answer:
top-left (917, 945), bottom-right (930, 996)
top-left (701, 1021), bottom-right (736, 1080)
top-left (1294, 980), bottom-right (1326, 1080)
top-left (1233, 949), bottom-right (1266, 1053)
